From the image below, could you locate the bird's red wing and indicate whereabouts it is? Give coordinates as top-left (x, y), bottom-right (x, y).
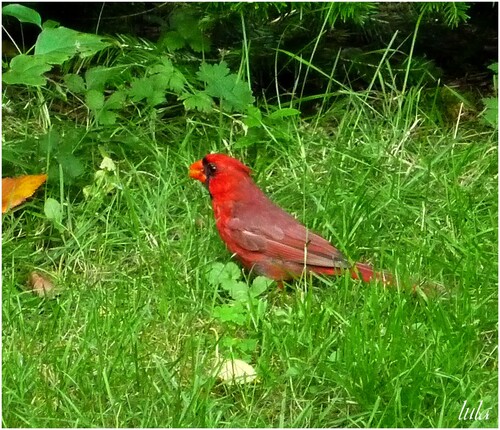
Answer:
top-left (281, 224), bottom-right (350, 269)
top-left (225, 213), bottom-right (349, 269)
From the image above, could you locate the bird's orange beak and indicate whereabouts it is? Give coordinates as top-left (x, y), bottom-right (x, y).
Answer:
top-left (189, 159), bottom-right (206, 184)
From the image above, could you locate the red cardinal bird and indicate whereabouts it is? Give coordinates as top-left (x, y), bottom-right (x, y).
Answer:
top-left (189, 153), bottom-right (392, 287)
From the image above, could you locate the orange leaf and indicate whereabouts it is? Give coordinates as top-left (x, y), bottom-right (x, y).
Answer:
top-left (2, 174), bottom-right (47, 213)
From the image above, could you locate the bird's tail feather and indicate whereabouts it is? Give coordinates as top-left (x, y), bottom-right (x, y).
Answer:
top-left (351, 262), bottom-right (393, 286)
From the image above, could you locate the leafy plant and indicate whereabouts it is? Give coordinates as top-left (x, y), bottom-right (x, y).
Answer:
top-left (205, 262), bottom-right (272, 359)
top-left (3, 4), bottom-right (255, 117)
top-left (206, 261), bottom-right (271, 305)
top-left (159, 8), bottom-right (210, 53)
top-left (38, 128), bottom-right (85, 184)
top-left (2, 3), bottom-right (258, 160)
top-left (234, 105), bottom-right (301, 149)
top-left (195, 61), bottom-right (254, 113)
top-left (2, 5), bottom-right (111, 87)
top-left (2, 3), bottom-right (42, 29)
top-left (415, 2), bottom-right (470, 28)
top-left (128, 57), bottom-right (186, 107)
top-left (480, 63), bottom-right (498, 129)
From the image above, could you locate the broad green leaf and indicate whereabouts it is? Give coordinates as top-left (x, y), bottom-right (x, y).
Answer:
top-left (168, 11), bottom-right (210, 53)
top-left (244, 106), bottom-right (263, 127)
top-left (35, 27), bottom-right (110, 64)
top-left (85, 66), bottom-right (114, 92)
top-left (151, 57), bottom-right (174, 76)
top-left (57, 153), bottom-right (84, 179)
top-left (197, 62), bottom-right (231, 83)
top-left (2, 4), bottom-right (42, 28)
top-left (168, 71), bottom-right (186, 93)
top-left (221, 263), bottom-right (241, 281)
top-left (38, 129), bottom-right (61, 153)
top-left (44, 198), bottom-right (62, 224)
top-left (85, 89), bottom-right (104, 110)
top-left (197, 62), bottom-right (254, 112)
top-left (128, 78), bottom-right (153, 102)
top-left (206, 262), bottom-right (241, 286)
top-left (57, 130), bottom-right (81, 155)
top-left (487, 63), bottom-right (498, 74)
top-left (104, 91), bottom-right (126, 110)
top-left (222, 79), bottom-right (254, 112)
top-left (188, 33), bottom-right (210, 53)
top-left (97, 110), bottom-right (117, 125)
top-left (233, 128), bottom-right (266, 149)
top-left (221, 336), bottom-right (239, 348)
top-left (220, 279), bottom-right (235, 292)
top-left (150, 73), bottom-right (170, 90)
top-left (481, 97), bottom-right (498, 128)
top-left (2, 54), bottom-right (51, 86)
top-left (146, 92), bottom-right (166, 107)
top-left (128, 77), bottom-right (166, 106)
top-left (206, 262), bottom-right (229, 285)
top-left (160, 31), bottom-right (185, 51)
top-left (42, 19), bottom-right (59, 29)
top-left (64, 73), bottom-right (86, 93)
top-left (233, 136), bottom-right (258, 149)
top-left (212, 304), bottom-right (246, 325)
top-left (249, 276), bottom-right (273, 297)
top-left (149, 58), bottom-right (186, 93)
top-left (268, 108), bottom-right (301, 120)
top-left (181, 91), bottom-right (213, 113)
top-left (172, 13), bottom-right (199, 40)
top-left (230, 286), bottom-right (249, 302)
top-left (238, 338), bottom-right (258, 352)
top-left (222, 281), bottom-right (249, 301)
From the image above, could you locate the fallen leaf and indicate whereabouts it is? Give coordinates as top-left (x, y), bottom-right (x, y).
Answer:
top-left (214, 358), bottom-right (257, 385)
top-left (27, 271), bottom-right (57, 298)
top-left (2, 174), bottom-right (47, 213)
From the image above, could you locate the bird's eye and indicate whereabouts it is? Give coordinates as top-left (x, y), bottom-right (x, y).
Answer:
top-left (207, 163), bottom-right (217, 175)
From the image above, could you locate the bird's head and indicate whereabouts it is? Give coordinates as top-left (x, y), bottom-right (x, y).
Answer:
top-left (189, 154), bottom-right (252, 195)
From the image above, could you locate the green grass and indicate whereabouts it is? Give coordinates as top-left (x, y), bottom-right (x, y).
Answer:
top-left (3, 84), bottom-right (498, 428)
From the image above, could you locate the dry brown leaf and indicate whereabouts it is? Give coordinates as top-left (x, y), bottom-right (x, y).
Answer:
top-left (2, 174), bottom-right (47, 213)
top-left (27, 272), bottom-right (56, 298)
top-left (215, 358), bottom-right (257, 385)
